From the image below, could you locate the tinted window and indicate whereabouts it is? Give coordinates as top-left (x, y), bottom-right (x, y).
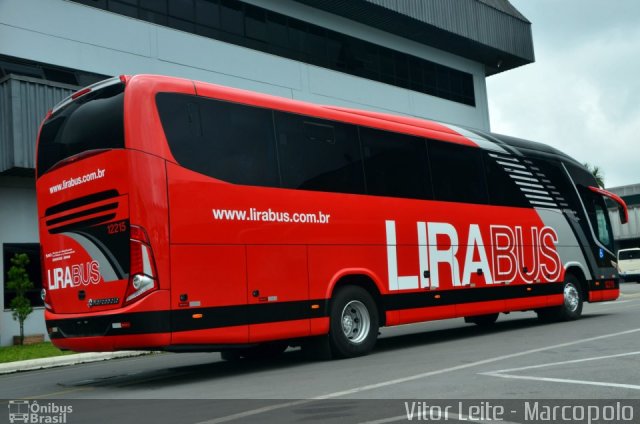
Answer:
top-left (566, 164), bottom-right (615, 251)
top-left (525, 158), bottom-right (579, 211)
top-left (361, 128), bottom-right (431, 199)
top-left (484, 153), bottom-right (529, 207)
top-left (156, 93), bottom-right (279, 187)
top-left (619, 250), bottom-right (640, 260)
top-left (245, 5), bottom-right (267, 42)
top-left (37, 83), bottom-right (124, 176)
top-left (195, 0), bottom-right (219, 27)
top-left (429, 142), bottom-right (488, 204)
top-left (275, 112), bottom-right (364, 194)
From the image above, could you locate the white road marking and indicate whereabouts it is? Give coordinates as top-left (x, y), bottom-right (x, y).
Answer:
top-left (483, 350), bottom-right (640, 374)
top-left (595, 300), bottom-right (631, 305)
top-left (358, 410), bottom-right (522, 424)
top-left (197, 327), bottom-right (640, 424)
top-left (481, 350), bottom-right (640, 391)
top-left (485, 373), bottom-right (640, 391)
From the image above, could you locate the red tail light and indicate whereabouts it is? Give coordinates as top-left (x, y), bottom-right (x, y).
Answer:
top-left (71, 87), bottom-right (91, 100)
top-left (40, 249), bottom-right (53, 311)
top-left (124, 225), bottom-right (157, 305)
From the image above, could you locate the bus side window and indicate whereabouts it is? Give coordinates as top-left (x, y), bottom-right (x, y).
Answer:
top-left (157, 93), bottom-right (280, 187)
top-left (483, 153), bottom-right (529, 208)
top-left (360, 127), bottom-right (432, 200)
top-left (274, 112), bottom-right (365, 194)
top-left (428, 141), bottom-right (488, 205)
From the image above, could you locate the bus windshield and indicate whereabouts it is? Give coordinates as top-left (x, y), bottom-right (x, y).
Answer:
top-left (566, 164), bottom-right (615, 252)
top-left (37, 82), bottom-right (125, 176)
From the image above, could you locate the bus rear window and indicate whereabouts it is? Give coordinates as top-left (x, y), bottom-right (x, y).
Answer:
top-left (37, 83), bottom-right (125, 176)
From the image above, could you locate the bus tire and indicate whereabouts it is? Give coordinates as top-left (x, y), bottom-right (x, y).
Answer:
top-left (537, 273), bottom-right (583, 322)
top-left (329, 285), bottom-right (379, 358)
top-left (464, 313), bottom-right (499, 327)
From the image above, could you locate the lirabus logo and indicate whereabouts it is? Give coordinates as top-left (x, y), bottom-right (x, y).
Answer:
top-left (385, 220), bottom-right (562, 290)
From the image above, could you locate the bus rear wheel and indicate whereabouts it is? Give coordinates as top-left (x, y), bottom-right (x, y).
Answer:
top-left (537, 273), bottom-right (583, 322)
top-left (329, 286), bottom-right (379, 358)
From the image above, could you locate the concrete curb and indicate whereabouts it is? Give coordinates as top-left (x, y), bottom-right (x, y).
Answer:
top-left (0, 350), bottom-right (153, 375)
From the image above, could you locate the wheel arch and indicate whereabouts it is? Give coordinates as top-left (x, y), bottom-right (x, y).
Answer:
top-left (328, 271), bottom-right (386, 327)
top-left (564, 264), bottom-right (588, 299)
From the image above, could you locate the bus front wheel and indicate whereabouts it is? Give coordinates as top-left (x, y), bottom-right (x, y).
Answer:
top-left (537, 273), bottom-right (583, 322)
top-left (329, 286), bottom-right (379, 358)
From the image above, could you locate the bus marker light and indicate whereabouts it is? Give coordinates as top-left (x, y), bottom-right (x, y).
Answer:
top-left (526, 287), bottom-right (532, 292)
top-left (311, 304), bottom-right (320, 310)
top-left (595, 281), bottom-right (600, 286)
top-left (192, 314), bottom-right (203, 319)
top-left (71, 88), bottom-right (91, 99)
top-left (434, 294), bottom-right (441, 299)
top-left (112, 322), bottom-right (131, 329)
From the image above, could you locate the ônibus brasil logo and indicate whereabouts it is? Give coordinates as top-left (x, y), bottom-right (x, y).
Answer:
top-left (8, 400), bottom-right (72, 423)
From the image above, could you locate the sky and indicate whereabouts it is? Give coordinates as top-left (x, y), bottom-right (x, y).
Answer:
top-left (487, 0), bottom-right (640, 188)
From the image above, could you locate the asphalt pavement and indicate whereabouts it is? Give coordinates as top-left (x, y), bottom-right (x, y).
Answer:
top-left (1, 283), bottom-right (639, 423)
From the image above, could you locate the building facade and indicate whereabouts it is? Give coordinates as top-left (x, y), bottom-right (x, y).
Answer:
top-left (0, 0), bottom-right (533, 345)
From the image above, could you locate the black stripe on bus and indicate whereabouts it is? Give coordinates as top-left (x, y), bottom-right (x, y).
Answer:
top-left (47, 300), bottom-right (328, 338)
top-left (46, 202), bottom-right (118, 226)
top-left (382, 282), bottom-right (564, 310)
top-left (49, 214), bottom-right (116, 234)
top-left (45, 189), bottom-right (119, 216)
top-left (45, 283), bottom-right (571, 339)
top-left (48, 311), bottom-right (170, 339)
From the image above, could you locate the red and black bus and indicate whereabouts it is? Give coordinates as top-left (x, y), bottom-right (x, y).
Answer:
top-left (36, 75), bottom-right (628, 358)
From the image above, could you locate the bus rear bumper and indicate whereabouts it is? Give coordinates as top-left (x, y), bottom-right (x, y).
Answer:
top-left (588, 288), bottom-right (619, 302)
top-left (45, 291), bottom-right (171, 352)
top-left (50, 333), bottom-right (171, 352)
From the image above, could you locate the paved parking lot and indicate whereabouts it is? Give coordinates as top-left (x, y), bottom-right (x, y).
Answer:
top-left (1, 283), bottom-right (639, 423)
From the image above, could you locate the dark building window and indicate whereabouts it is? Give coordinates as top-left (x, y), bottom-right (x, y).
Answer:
top-left (3, 244), bottom-right (43, 309)
top-left (0, 55), bottom-right (107, 87)
top-left (70, 0), bottom-right (475, 106)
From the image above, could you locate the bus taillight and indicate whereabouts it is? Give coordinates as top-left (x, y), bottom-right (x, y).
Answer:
top-left (125, 225), bottom-right (157, 305)
top-left (40, 249), bottom-right (53, 311)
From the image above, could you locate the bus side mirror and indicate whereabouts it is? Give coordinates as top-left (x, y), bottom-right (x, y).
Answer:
top-left (589, 186), bottom-right (628, 224)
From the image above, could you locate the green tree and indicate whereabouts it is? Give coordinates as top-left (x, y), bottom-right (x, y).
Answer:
top-left (6, 253), bottom-right (34, 345)
top-left (583, 162), bottom-right (605, 188)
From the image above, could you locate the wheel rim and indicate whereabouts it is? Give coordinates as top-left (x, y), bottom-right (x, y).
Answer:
top-left (340, 300), bottom-right (371, 344)
top-left (564, 283), bottom-right (580, 312)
